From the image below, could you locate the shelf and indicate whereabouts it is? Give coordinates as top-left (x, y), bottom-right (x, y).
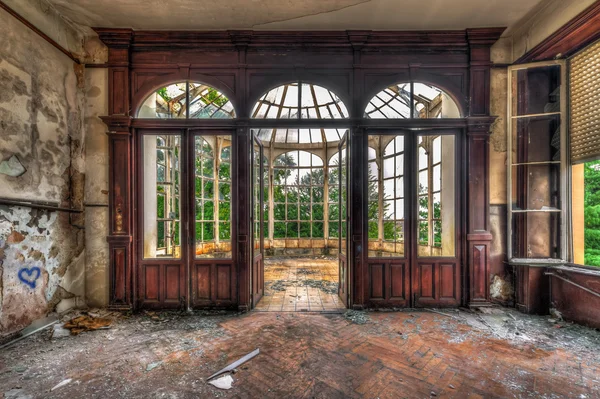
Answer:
top-left (510, 112), bottom-right (561, 120)
top-left (510, 208), bottom-right (561, 213)
top-left (511, 161), bottom-right (561, 166)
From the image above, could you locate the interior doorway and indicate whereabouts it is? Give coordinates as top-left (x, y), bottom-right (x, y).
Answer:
top-left (251, 129), bottom-right (349, 312)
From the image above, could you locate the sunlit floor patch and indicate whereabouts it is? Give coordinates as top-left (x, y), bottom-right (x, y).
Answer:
top-left (255, 257), bottom-right (345, 312)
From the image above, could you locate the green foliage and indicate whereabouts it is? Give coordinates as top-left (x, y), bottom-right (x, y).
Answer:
top-left (157, 87), bottom-right (171, 102)
top-left (584, 161), bottom-right (600, 266)
top-left (201, 88), bottom-right (228, 107)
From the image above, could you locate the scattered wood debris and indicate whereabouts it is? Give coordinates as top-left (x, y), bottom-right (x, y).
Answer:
top-left (63, 315), bottom-right (112, 335)
top-left (207, 349), bottom-right (260, 381)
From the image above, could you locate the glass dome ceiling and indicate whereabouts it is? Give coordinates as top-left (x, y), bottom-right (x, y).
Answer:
top-left (251, 83), bottom-right (349, 119)
top-left (255, 128), bottom-right (348, 147)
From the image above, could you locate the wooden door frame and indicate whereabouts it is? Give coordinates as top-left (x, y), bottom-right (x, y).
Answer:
top-left (98, 28), bottom-right (502, 311)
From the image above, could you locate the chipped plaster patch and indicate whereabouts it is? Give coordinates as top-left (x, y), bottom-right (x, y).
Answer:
top-left (0, 155), bottom-right (27, 177)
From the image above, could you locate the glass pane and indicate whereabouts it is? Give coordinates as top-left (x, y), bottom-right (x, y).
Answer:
top-left (512, 65), bottom-right (560, 116)
top-left (511, 116), bottom-right (561, 164)
top-left (368, 135), bottom-right (406, 257)
top-left (188, 83), bottom-right (235, 118)
top-left (512, 213), bottom-right (561, 258)
top-left (413, 83), bottom-right (461, 118)
top-left (417, 135), bottom-right (456, 257)
top-left (195, 135), bottom-right (232, 259)
top-left (143, 134), bottom-right (181, 259)
top-left (510, 164), bottom-right (561, 211)
top-left (138, 83), bottom-right (187, 118)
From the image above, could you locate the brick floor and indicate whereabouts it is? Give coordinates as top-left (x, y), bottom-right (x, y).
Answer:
top-left (255, 257), bottom-right (345, 312)
top-left (1, 309), bottom-right (599, 398)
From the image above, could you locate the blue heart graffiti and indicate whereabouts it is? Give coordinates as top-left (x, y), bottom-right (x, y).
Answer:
top-left (18, 267), bottom-right (41, 289)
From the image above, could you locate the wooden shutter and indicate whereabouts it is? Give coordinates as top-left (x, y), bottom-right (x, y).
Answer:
top-left (570, 39), bottom-right (600, 164)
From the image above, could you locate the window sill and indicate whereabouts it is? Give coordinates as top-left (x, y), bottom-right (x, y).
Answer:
top-left (508, 258), bottom-right (565, 267)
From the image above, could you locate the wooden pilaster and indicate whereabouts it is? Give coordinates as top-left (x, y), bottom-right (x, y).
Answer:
top-left (465, 28), bottom-right (504, 306)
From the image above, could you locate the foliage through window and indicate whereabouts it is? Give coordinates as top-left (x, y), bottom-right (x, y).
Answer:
top-left (194, 136), bottom-right (233, 258)
top-left (143, 134), bottom-right (181, 259)
top-left (367, 136), bottom-right (405, 257)
top-left (272, 151), bottom-right (325, 240)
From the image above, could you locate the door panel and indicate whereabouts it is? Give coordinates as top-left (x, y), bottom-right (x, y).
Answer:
top-left (251, 134), bottom-right (265, 307)
top-left (139, 262), bottom-right (186, 308)
top-left (338, 133), bottom-right (349, 306)
top-left (191, 260), bottom-right (236, 307)
top-left (195, 264), bottom-right (211, 300)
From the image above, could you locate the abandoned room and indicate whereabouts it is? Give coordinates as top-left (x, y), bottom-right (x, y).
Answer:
top-left (1, 0), bottom-right (600, 397)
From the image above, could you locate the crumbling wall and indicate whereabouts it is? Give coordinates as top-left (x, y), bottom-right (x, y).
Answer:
top-left (0, 4), bottom-right (86, 335)
top-left (83, 64), bottom-right (109, 307)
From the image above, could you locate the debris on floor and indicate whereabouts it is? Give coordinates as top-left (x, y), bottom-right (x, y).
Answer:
top-left (0, 309), bottom-right (599, 398)
top-left (51, 324), bottom-right (71, 339)
top-left (50, 378), bottom-right (72, 391)
top-left (296, 268), bottom-right (318, 275)
top-left (146, 361), bottom-right (162, 372)
top-left (63, 315), bottom-right (112, 335)
top-left (344, 310), bottom-right (370, 325)
top-left (208, 374), bottom-right (233, 390)
top-left (208, 349), bottom-right (260, 381)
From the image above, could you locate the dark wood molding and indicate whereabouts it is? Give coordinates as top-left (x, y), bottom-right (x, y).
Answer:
top-left (516, 1), bottom-right (600, 63)
top-left (94, 28), bottom-right (506, 52)
top-left (0, 0), bottom-right (80, 64)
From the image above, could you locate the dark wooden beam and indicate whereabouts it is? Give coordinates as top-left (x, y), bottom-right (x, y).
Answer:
top-left (516, 1), bottom-right (600, 63)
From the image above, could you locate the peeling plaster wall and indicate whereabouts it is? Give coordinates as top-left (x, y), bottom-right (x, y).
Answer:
top-left (84, 66), bottom-right (109, 307)
top-left (0, 6), bottom-right (86, 336)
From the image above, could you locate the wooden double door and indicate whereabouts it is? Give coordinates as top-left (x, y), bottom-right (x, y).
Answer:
top-left (364, 131), bottom-right (462, 308)
top-left (136, 129), bottom-right (238, 309)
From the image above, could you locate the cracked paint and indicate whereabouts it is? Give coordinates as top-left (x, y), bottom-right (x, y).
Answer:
top-left (0, 5), bottom-right (87, 336)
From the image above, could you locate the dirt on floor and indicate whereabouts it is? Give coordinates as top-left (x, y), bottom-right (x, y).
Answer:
top-left (1, 307), bottom-right (599, 398)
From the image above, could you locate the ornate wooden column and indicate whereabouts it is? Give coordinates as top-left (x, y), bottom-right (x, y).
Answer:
top-left (348, 32), bottom-right (369, 309)
top-left (465, 29), bottom-right (504, 307)
top-left (97, 29), bottom-right (135, 309)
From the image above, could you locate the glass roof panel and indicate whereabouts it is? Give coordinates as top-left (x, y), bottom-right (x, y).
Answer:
top-left (138, 82), bottom-right (235, 119)
top-left (138, 82), bottom-right (187, 118)
top-left (365, 82), bottom-right (460, 119)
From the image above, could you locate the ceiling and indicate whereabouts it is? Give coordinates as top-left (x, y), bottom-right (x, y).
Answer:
top-left (45, 0), bottom-right (544, 31)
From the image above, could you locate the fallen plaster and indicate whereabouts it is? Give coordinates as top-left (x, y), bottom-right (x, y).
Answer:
top-left (0, 156), bottom-right (26, 177)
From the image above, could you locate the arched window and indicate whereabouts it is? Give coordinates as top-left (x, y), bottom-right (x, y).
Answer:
top-left (252, 83), bottom-right (348, 119)
top-left (272, 151), bottom-right (325, 240)
top-left (365, 82), bottom-right (460, 119)
top-left (138, 82), bottom-right (235, 119)
top-left (194, 136), bottom-right (233, 258)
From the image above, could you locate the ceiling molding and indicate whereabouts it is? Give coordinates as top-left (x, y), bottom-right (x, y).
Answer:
top-left (94, 28), bottom-right (506, 52)
top-left (515, 1), bottom-right (600, 63)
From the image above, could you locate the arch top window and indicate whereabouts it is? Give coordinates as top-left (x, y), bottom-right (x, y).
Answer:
top-left (138, 82), bottom-right (235, 119)
top-left (365, 82), bottom-right (461, 119)
top-left (252, 82), bottom-right (349, 119)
